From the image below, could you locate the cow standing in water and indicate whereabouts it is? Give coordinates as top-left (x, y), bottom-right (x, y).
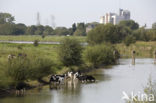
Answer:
top-left (49, 71), bottom-right (96, 89)
top-left (76, 74), bottom-right (96, 83)
top-left (49, 74), bottom-right (66, 89)
top-left (15, 82), bottom-right (26, 96)
top-left (67, 72), bottom-right (73, 79)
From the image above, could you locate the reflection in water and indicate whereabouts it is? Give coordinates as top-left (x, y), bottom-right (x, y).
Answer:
top-left (0, 59), bottom-right (156, 103)
top-left (53, 79), bottom-right (82, 103)
top-left (0, 92), bottom-right (52, 103)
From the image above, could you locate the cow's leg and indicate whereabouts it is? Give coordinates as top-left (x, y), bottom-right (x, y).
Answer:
top-left (15, 90), bottom-right (18, 95)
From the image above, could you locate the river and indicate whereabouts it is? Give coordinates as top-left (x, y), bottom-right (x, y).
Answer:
top-left (0, 58), bottom-right (156, 103)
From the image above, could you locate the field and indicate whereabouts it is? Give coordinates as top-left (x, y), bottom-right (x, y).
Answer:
top-left (0, 35), bottom-right (156, 59)
top-left (0, 35), bottom-right (86, 42)
top-left (0, 34), bottom-right (156, 59)
top-left (0, 43), bottom-right (60, 66)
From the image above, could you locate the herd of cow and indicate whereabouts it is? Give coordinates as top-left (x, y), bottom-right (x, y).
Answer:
top-left (49, 71), bottom-right (96, 85)
top-left (15, 71), bottom-right (96, 95)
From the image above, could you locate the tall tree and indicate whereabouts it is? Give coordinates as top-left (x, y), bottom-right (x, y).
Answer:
top-left (26, 25), bottom-right (37, 35)
top-left (87, 24), bottom-right (130, 45)
top-left (53, 27), bottom-right (69, 36)
top-left (35, 25), bottom-right (44, 35)
top-left (0, 13), bottom-right (14, 24)
top-left (0, 24), bottom-right (16, 35)
top-left (74, 23), bottom-right (86, 36)
top-left (85, 22), bottom-right (100, 27)
top-left (119, 20), bottom-right (139, 30)
top-left (71, 23), bottom-right (77, 35)
top-left (152, 22), bottom-right (156, 29)
top-left (43, 25), bottom-right (54, 35)
top-left (14, 23), bottom-right (27, 35)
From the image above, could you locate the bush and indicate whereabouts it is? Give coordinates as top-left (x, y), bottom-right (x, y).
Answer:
top-left (33, 40), bottom-right (39, 46)
top-left (83, 44), bottom-right (116, 67)
top-left (58, 38), bottom-right (83, 66)
top-left (132, 27), bottom-right (149, 41)
top-left (6, 56), bottom-right (55, 84)
top-left (0, 66), bottom-right (12, 89)
top-left (124, 35), bottom-right (136, 46)
top-left (28, 57), bottom-right (55, 81)
top-left (7, 58), bottom-right (30, 82)
top-left (147, 29), bottom-right (156, 41)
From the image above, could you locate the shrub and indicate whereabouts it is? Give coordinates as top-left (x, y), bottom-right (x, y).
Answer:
top-left (6, 56), bottom-right (55, 84)
top-left (124, 35), bottom-right (136, 46)
top-left (58, 38), bottom-right (83, 66)
top-left (7, 58), bottom-right (30, 82)
top-left (132, 27), bottom-right (149, 41)
top-left (33, 40), bottom-right (39, 47)
top-left (0, 66), bottom-right (13, 89)
top-left (28, 57), bottom-right (55, 81)
top-left (83, 44), bottom-right (116, 67)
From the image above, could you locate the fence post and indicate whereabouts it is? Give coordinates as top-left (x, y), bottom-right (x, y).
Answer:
top-left (132, 50), bottom-right (135, 65)
top-left (154, 50), bottom-right (156, 64)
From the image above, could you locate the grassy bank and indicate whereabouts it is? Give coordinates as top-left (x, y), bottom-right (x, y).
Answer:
top-left (0, 35), bottom-right (86, 42)
top-left (0, 43), bottom-right (60, 89)
top-left (116, 41), bottom-right (156, 58)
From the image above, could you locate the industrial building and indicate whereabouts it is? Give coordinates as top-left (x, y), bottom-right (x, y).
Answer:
top-left (100, 9), bottom-right (130, 25)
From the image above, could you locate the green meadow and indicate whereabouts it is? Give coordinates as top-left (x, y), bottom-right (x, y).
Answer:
top-left (0, 35), bottom-right (86, 42)
top-left (116, 41), bottom-right (156, 58)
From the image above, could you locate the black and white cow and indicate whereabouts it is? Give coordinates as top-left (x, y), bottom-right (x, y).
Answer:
top-left (15, 82), bottom-right (26, 95)
top-left (77, 75), bottom-right (95, 82)
top-left (49, 74), bottom-right (66, 84)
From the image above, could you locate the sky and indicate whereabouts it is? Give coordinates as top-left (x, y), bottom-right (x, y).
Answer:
top-left (0, 0), bottom-right (156, 28)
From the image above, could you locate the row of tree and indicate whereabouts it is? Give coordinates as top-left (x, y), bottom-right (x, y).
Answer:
top-left (0, 12), bottom-right (100, 36)
top-left (1, 12), bottom-right (156, 44)
top-left (87, 20), bottom-right (156, 46)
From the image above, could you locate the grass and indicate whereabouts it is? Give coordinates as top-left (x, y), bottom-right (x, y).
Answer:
top-left (0, 43), bottom-right (59, 64)
top-left (0, 35), bottom-right (86, 42)
top-left (0, 43), bottom-right (62, 88)
top-left (116, 41), bottom-right (156, 58)
top-left (0, 35), bottom-right (156, 58)
top-left (0, 41), bottom-right (156, 63)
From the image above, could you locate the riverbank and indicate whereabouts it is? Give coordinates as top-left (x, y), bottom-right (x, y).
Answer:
top-left (116, 41), bottom-right (156, 58)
